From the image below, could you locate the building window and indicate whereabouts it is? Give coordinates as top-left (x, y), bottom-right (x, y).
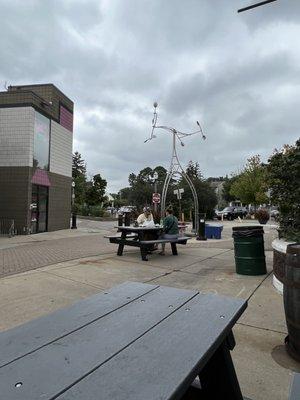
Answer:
top-left (33, 111), bottom-right (50, 170)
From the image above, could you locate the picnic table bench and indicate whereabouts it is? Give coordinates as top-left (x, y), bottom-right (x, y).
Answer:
top-left (289, 373), bottom-right (300, 399)
top-left (0, 281), bottom-right (247, 400)
top-left (106, 225), bottom-right (191, 261)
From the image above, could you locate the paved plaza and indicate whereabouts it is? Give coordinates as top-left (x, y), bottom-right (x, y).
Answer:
top-left (0, 219), bottom-right (298, 399)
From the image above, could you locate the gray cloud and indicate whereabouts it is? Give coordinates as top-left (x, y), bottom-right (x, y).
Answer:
top-left (0, 0), bottom-right (299, 192)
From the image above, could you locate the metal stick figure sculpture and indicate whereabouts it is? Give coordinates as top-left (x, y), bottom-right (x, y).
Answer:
top-left (145, 102), bottom-right (206, 233)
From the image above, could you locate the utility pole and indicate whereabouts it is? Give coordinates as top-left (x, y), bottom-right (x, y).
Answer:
top-left (173, 188), bottom-right (184, 221)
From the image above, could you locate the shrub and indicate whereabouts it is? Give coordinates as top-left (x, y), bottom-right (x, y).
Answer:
top-left (89, 206), bottom-right (105, 217)
top-left (267, 140), bottom-right (300, 241)
top-left (77, 204), bottom-right (89, 216)
top-left (76, 204), bottom-right (105, 217)
top-left (254, 208), bottom-right (270, 222)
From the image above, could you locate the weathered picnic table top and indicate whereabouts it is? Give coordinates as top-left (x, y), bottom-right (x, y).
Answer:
top-left (0, 282), bottom-right (247, 400)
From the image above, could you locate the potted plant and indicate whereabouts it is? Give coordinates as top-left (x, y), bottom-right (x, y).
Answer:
top-left (254, 208), bottom-right (270, 225)
top-left (267, 140), bottom-right (300, 294)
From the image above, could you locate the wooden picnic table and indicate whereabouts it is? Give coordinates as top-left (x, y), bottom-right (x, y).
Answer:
top-left (107, 225), bottom-right (190, 261)
top-left (0, 281), bottom-right (247, 400)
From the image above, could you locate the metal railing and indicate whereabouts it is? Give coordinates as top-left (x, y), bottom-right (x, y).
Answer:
top-left (0, 219), bottom-right (15, 237)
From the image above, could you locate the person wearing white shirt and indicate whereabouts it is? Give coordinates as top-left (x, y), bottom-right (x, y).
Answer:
top-left (137, 207), bottom-right (154, 226)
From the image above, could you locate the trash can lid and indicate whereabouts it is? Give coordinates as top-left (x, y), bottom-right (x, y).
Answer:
top-left (232, 225), bottom-right (264, 238)
top-left (232, 225), bottom-right (263, 231)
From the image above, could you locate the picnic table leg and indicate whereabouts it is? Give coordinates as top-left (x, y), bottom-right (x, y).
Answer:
top-left (138, 231), bottom-right (148, 261)
top-left (117, 232), bottom-right (126, 256)
top-left (197, 331), bottom-right (243, 399)
top-left (117, 244), bottom-right (124, 256)
top-left (140, 245), bottom-right (148, 261)
top-left (171, 242), bottom-right (178, 256)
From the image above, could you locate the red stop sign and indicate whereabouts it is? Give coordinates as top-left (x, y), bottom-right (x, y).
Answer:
top-left (152, 193), bottom-right (160, 204)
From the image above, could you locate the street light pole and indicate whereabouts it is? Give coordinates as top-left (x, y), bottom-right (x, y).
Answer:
top-left (71, 181), bottom-right (77, 229)
top-left (149, 171), bottom-right (159, 213)
top-left (154, 180), bottom-right (158, 212)
top-left (153, 171), bottom-right (158, 213)
top-left (178, 190), bottom-right (182, 222)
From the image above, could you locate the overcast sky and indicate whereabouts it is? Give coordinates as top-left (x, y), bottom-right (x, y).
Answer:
top-left (1, 0), bottom-right (299, 192)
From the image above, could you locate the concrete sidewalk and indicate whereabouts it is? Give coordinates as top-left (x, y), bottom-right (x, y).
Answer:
top-left (0, 218), bottom-right (278, 277)
top-left (0, 220), bottom-right (297, 399)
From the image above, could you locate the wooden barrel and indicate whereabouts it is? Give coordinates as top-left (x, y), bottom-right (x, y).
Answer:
top-left (283, 244), bottom-right (300, 361)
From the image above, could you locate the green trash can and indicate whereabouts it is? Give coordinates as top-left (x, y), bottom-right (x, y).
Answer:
top-left (232, 226), bottom-right (267, 275)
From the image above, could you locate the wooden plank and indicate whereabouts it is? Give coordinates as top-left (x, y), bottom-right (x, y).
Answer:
top-left (0, 285), bottom-right (197, 400)
top-left (140, 237), bottom-right (190, 245)
top-left (56, 293), bottom-right (247, 400)
top-left (117, 226), bottom-right (162, 231)
top-left (104, 234), bottom-right (137, 239)
top-left (0, 282), bottom-right (158, 368)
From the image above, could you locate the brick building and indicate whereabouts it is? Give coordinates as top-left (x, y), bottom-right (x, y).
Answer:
top-left (0, 84), bottom-right (73, 234)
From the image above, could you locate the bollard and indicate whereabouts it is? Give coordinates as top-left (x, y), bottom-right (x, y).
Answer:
top-left (71, 213), bottom-right (77, 229)
top-left (118, 214), bottom-right (124, 226)
top-left (124, 212), bottom-right (131, 226)
top-left (191, 211), bottom-right (195, 231)
top-left (197, 213), bottom-right (207, 240)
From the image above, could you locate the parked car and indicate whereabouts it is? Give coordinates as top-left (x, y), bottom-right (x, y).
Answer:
top-left (117, 206), bottom-right (136, 214)
top-left (216, 206), bottom-right (247, 220)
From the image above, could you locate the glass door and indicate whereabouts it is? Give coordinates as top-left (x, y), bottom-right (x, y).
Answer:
top-left (31, 185), bottom-right (48, 233)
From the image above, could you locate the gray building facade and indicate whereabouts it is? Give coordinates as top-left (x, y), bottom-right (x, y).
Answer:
top-left (0, 84), bottom-right (73, 234)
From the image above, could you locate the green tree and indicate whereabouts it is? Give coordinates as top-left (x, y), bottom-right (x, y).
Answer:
top-left (186, 160), bottom-right (202, 180)
top-left (85, 173), bottom-right (107, 206)
top-left (72, 151), bottom-right (86, 178)
top-left (176, 161), bottom-right (217, 219)
top-left (72, 152), bottom-right (87, 206)
top-left (222, 175), bottom-right (238, 203)
top-left (119, 162), bottom-right (217, 219)
top-left (117, 187), bottom-right (132, 207)
top-left (230, 155), bottom-right (268, 207)
top-left (120, 166), bottom-right (169, 209)
top-left (267, 140), bottom-right (300, 241)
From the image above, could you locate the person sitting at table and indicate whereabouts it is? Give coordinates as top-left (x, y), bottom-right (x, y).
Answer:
top-left (137, 207), bottom-right (154, 226)
top-left (159, 207), bottom-right (179, 255)
top-left (136, 207), bottom-right (157, 252)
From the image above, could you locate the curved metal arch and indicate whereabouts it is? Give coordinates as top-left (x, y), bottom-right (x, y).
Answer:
top-left (160, 134), bottom-right (199, 233)
top-left (146, 103), bottom-right (205, 234)
top-left (180, 170), bottom-right (199, 232)
top-left (160, 169), bottom-right (199, 233)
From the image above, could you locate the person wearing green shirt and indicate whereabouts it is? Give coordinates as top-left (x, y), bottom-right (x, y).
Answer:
top-left (159, 207), bottom-right (179, 255)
